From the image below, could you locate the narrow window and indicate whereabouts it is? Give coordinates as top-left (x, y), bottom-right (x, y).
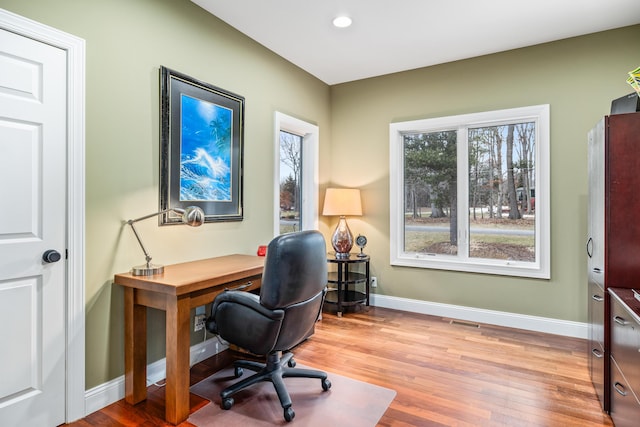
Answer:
top-left (279, 130), bottom-right (303, 234)
top-left (274, 112), bottom-right (319, 236)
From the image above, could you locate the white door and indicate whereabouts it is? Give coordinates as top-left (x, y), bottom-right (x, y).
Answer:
top-left (0, 28), bottom-right (68, 426)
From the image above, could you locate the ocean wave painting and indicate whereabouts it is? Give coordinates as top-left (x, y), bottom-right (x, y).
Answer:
top-left (180, 94), bottom-right (233, 202)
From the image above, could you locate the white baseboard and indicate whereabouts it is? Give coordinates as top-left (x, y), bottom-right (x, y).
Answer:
top-left (84, 337), bottom-right (227, 417)
top-left (83, 298), bottom-right (587, 418)
top-left (370, 294), bottom-right (588, 339)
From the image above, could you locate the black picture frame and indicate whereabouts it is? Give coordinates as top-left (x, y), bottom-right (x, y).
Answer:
top-left (159, 66), bottom-right (244, 224)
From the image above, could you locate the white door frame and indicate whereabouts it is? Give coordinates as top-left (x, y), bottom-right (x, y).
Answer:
top-left (0, 8), bottom-right (86, 422)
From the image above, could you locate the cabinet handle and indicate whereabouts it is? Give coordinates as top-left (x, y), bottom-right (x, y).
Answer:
top-left (591, 294), bottom-right (604, 302)
top-left (586, 237), bottom-right (593, 258)
top-left (592, 268), bottom-right (602, 274)
top-left (614, 382), bottom-right (628, 396)
top-left (591, 348), bottom-right (603, 358)
top-left (225, 281), bottom-right (253, 292)
top-left (614, 316), bottom-right (628, 326)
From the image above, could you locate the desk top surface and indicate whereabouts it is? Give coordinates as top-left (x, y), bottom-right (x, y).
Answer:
top-left (114, 254), bottom-right (264, 296)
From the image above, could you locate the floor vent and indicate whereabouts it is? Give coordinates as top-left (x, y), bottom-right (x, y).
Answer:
top-left (449, 319), bottom-right (480, 328)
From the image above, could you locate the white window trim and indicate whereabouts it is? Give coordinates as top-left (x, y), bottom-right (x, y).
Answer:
top-left (389, 104), bottom-right (550, 279)
top-left (274, 112), bottom-right (319, 236)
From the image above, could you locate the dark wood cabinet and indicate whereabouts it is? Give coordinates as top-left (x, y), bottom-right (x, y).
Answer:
top-left (587, 112), bottom-right (640, 418)
top-left (609, 289), bottom-right (640, 427)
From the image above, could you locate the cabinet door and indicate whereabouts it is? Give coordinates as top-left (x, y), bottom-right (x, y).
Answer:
top-left (606, 113), bottom-right (640, 286)
top-left (587, 119), bottom-right (605, 287)
top-left (611, 295), bottom-right (640, 393)
top-left (611, 357), bottom-right (640, 427)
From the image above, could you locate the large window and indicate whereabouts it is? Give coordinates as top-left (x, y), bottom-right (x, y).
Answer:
top-left (389, 105), bottom-right (550, 278)
top-left (274, 112), bottom-right (319, 236)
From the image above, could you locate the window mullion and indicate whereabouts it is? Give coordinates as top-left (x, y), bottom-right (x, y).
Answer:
top-left (457, 127), bottom-right (470, 260)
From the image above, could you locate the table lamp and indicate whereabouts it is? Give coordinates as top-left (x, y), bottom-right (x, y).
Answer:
top-left (322, 188), bottom-right (362, 258)
top-left (126, 206), bottom-right (205, 276)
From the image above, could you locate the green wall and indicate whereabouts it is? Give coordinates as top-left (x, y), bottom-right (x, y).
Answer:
top-left (329, 25), bottom-right (640, 321)
top-left (2, 0), bottom-right (638, 391)
top-left (0, 0), bottom-right (331, 389)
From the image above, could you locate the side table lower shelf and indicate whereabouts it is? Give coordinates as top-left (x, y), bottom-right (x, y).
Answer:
top-left (324, 289), bottom-right (368, 316)
top-left (325, 289), bottom-right (367, 306)
top-left (325, 253), bottom-right (370, 317)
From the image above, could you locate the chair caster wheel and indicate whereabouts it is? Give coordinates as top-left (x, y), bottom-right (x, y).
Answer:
top-left (221, 397), bottom-right (234, 410)
top-left (322, 378), bottom-right (332, 391)
top-left (234, 366), bottom-right (243, 377)
top-left (284, 406), bottom-right (295, 422)
top-left (288, 358), bottom-right (296, 368)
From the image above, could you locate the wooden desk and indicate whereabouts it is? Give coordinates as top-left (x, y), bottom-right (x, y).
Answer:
top-left (114, 254), bottom-right (264, 425)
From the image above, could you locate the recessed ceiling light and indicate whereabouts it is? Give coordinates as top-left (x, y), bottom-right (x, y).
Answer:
top-left (332, 16), bottom-right (352, 28)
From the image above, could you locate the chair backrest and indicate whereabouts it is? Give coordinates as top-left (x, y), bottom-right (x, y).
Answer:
top-left (261, 230), bottom-right (327, 308)
top-left (260, 230), bottom-right (327, 350)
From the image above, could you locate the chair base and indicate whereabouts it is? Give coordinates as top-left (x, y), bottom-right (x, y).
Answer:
top-left (220, 351), bottom-right (331, 422)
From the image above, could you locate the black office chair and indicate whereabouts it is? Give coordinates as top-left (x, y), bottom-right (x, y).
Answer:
top-left (205, 230), bottom-right (331, 422)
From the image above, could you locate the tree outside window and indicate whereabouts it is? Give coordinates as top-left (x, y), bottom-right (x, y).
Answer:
top-left (279, 130), bottom-right (302, 234)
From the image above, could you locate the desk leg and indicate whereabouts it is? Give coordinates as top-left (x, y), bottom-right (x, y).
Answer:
top-left (165, 295), bottom-right (191, 425)
top-left (124, 288), bottom-right (147, 405)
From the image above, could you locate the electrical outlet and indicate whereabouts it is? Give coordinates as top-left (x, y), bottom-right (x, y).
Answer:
top-left (194, 314), bottom-right (206, 332)
top-left (371, 276), bottom-right (378, 288)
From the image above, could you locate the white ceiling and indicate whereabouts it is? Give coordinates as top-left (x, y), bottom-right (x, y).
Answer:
top-left (192, 0), bottom-right (640, 85)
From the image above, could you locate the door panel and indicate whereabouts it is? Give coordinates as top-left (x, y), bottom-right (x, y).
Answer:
top-left (0, 121), bottom-right (41, 236)
top-left (0, 28), bottom-right (67, 426)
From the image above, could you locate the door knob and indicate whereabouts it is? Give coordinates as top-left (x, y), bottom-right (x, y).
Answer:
top-left (43, 249), bottom-right (62, 263)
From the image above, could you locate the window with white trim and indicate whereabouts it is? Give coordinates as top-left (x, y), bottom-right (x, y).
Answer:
top-left (389, 105), bottom-right (550, 279)
top-left (274, 112), bottom-right (319, 236)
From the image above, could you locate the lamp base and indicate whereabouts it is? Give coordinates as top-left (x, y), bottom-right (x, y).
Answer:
top-left (334, 251), bottom-right (351, 259)
top-left (131, 263), bottom-right (165, 276)
top-left (331, 216), bottom-right (354, 259)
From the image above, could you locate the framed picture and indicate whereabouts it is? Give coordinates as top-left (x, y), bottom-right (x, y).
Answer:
top-left (159, 66), bottom-right (244, 224)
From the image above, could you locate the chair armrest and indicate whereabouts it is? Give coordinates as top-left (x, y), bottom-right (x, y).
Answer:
top-left (205, 291), bottom-right (286, 355)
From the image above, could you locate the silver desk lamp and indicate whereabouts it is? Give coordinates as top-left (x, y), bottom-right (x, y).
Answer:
top-left (126, 206), bottom-right (205, 276)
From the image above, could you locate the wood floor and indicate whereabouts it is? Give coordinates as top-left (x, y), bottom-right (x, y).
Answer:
top-left (66, 306), bottom-right (613, 426)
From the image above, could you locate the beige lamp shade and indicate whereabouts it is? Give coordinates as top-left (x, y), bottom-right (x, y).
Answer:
top-left (322, 188), bottom-right (362, 216)
top-left (322, 188), bottom-right (362, 258)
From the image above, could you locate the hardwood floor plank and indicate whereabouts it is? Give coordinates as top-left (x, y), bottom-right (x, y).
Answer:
top-left (297, 308), bottom-right (613, 427)
top-left (67, 307), bottom-right (612, 426)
